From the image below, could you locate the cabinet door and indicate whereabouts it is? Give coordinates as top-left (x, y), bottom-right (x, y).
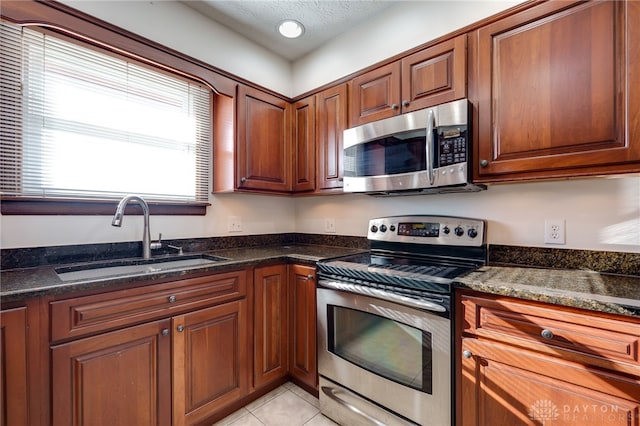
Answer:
top-left (288, 265), bottom-right (317, 391)
top-left (51, 320), bottom-right (171, 426)
top-left (0, 307), bottom-right (28, 426)
top-left (316, 84), bottom-right (347, 191)
top-left (254, 264), bottom-right (288, 388)
top-left (459, 338), bottom-right (640, 426)
top-left (292, 95), bottom-right (316, 193)
top-left (471, 0), bottom-right (640, 181)
top-left (350, 62), bottom-right (401, 126)
top-left (172, 300), bottom-right (248, 426)
top-left (401, 34), bottom-right (466, 113)
top-left (237, 85), bottom-right (292, 192)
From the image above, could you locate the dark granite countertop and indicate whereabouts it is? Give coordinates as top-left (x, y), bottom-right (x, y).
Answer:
top-left (2, 243), bottom-right (639, 319)
top-left (0, 244), bottom-right (364, 302)
top-left (456, 266), bottom-right (640, 318)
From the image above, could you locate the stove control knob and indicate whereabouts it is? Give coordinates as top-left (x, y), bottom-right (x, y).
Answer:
top-left (442, 226), bottom-right (450, 235)
top-left (454, 226), bottom-right (464, 237)
top-left (468, 228), bottom-right (478, 239)
top-left (370, 225), bottom-right (378, 233)
top-left (390, 225), bottom-right (396, 232)
top-left (380, 224), bottom-right (387, 232)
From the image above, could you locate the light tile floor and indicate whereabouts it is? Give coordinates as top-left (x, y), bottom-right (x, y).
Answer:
top-left (213, 382), bottom-right (338, 426)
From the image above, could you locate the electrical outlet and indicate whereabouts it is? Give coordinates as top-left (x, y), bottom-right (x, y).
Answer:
top-left (228, 216), bottom-right (242, 232)
top-left (544, 219), bottom-right (565, 244)
top-left (324, 218), bottom-right (336, 233)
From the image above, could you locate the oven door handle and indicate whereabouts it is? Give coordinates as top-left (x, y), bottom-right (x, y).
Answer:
top-left (321, 386), bottom-right (389, 426)
top-left (319, 279), bottom-right (446, 313)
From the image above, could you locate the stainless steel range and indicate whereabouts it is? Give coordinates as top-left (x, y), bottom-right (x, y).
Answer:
top-left (316, 215), bottom-right (486, 426)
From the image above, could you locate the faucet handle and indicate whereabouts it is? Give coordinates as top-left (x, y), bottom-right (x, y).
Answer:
top-left (150, 233), bottom-right (162, 250)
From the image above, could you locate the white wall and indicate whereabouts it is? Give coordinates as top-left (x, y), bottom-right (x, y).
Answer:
top-left (295, 177), bottom-right (640, 253)
top-left (0, 193), bottom-right (295, 248)
top-left (292, 0), bottom-right (522, 95)
top-left (59, 0), bottom-right (293, 96)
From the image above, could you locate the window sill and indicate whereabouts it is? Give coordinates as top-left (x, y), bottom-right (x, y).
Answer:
top-left (0, 197), bottom-right (209, 216)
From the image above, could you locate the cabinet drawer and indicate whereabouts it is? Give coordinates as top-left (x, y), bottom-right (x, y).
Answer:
top-left (460, 293), bottom-right (640, 372)
top-left (51, 270), bottom-right (247, 342)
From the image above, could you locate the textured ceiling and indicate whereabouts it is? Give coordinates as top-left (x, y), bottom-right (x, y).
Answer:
top-left (182, 1), bottom-right (399, 61)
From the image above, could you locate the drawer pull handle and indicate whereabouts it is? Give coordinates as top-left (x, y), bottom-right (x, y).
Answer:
top-left (541, 329), bottom-right (554, 340)
top-left (168, 295), bottom-right (177, 303)
top-left (462, 350), bottom-right (473, 359)
top-left (161, 328), bottom-right (169, 336)
top-left (177, 325), bottom-right (185, 333)
top-left (307, 275), bottom-right (314, 280)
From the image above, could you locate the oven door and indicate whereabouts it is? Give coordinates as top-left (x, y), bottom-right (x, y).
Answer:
top-left (317, 287), bottom-right (452, 426)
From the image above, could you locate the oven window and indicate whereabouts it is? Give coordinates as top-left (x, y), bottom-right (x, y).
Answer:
top-left (327, 305), bottom-right (432, 394)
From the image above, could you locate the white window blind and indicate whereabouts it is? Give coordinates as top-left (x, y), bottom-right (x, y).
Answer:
top-left (0, 21), bottom-right (211, 203)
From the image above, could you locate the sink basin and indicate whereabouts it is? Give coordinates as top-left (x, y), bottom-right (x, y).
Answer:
top-left (55, 254), bottom-right (228, 282)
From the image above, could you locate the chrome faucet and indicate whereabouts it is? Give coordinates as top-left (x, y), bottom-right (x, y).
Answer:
top-left (111, 195), bottom-right (161, 259)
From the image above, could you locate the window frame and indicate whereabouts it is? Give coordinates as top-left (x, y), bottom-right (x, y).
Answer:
top-left (0, 0), bottom-right (238, 216)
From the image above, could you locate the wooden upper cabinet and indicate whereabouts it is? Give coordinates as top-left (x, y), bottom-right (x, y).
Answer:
top-left (350, 34), bottom-right (466, 126)
top-left (237, 85), bottom-right (292, 192)
top-left (316, 84), bottom-right (348, 190)
top-left (350, 62), bottom-right (401, 126)
top-left (401, 34), bottom-right (466, 113)
top-left (292, 96), bottom-right (316, 193)
top-left (471, 0), bottom-right (640, 182)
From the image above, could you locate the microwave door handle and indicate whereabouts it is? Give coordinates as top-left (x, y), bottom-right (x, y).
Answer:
top-left (426, 109), bottom-right (436, 185)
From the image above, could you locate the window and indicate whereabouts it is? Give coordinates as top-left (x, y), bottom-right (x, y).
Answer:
top-left (0, 21), bottom-right (212, 205)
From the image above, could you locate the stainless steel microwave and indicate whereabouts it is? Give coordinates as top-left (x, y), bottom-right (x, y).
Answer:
top-left (342, 99), bottom-right (485, 195)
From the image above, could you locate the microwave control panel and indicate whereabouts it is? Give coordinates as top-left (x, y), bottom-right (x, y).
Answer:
top-left (437, 127), bottom-right (467, 167)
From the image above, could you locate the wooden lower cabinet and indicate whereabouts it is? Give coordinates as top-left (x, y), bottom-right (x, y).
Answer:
top-left (288, 265), bottom-right (317, 392)
top-left (173, 300), bottom-right (248, 426)
top-left (254, 264), bottom-right (289, 388)
top-left (1, 307), bottom-right (29, 426)
top-left (50, 271), bottom-right (250, 426)
top-left (51, 319), bottom-right (172, 426)
top-left (457, 292), bottom-right (640, 426)
top-left (460, 338), bottom-right (640, 426)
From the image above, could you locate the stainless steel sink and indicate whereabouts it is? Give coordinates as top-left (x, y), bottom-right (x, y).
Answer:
top-left (55, 254), bottom-right (228, 281)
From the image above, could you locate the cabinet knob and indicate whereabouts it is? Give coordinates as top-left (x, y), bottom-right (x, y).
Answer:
top-left (391, 103), bottom-right (399, 110)
top-left (307, 274), bottom-right (314, 280)
top-left (177, 325), bottom-right (185, 333)
top-left (161, 328), bottom-right (169, 336)
top-left (480, 160), bottom-right (488, 168)
top-left (541, 329), bottom-right (554, 340)
top-left (402, 100), bottom-right (409, 108)
top-left (168, 295), bottom-right (177, 303)
top-left (462, 350), bottom-right (473, 359)
top-left (240, 177), bottom-right (247, 184)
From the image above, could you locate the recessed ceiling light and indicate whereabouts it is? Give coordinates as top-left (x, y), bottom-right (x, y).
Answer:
top-left (278, 20), bottom-right (305, 39)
